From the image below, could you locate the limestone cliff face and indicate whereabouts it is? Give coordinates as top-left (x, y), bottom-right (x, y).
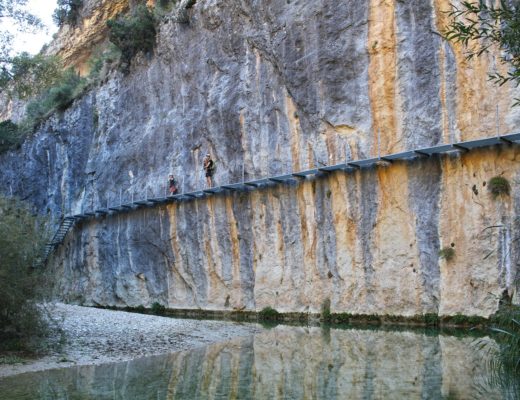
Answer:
top-left (1, 0), bottom-right (519, 316)
top-left (46, 0), bottom-right (130, 75)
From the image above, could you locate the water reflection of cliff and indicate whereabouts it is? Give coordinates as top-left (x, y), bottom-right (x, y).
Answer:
top-left (0, 326), bottom-right (505, 399)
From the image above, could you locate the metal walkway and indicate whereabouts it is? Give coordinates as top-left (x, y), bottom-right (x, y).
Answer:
top-left (40, 132), bottom-right (520, 266)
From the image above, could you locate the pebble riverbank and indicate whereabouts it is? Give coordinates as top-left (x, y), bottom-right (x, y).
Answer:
top-left (0, 303), bottom-right (263, 378)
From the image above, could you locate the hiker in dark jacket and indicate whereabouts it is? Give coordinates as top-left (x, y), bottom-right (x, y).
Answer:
top-left (203, 154), bottom-right (215, 187)
top-left (168, 174), bottom-right (177, 195)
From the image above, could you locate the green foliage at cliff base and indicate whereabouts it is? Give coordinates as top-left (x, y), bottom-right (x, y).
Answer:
top-left (259, 307), bottom-right (280, 321)
top-left (0, 196), bottom-right (54, 353)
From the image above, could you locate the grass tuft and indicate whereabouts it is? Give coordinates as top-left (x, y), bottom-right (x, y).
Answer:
top-left (488, 176), bottom-right (511, 198)
top-left (259, 307), bottom-right (280, 321)
top-left (439, 246), bottom-right (455, 262)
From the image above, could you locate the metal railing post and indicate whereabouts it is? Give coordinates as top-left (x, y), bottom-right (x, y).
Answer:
top-left (378, 128), bottom-right (381, 159)
top-left (496, 104), bottom-right (500, 137)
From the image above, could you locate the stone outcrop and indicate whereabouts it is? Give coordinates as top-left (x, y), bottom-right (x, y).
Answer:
top-left (45, 0), bottom-right (130, 75)
top-left (0, 0), bottom-right (519, 317)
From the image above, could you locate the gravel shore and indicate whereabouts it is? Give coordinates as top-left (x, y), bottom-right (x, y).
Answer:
top-left (0, 303), bottom-right (262, 378)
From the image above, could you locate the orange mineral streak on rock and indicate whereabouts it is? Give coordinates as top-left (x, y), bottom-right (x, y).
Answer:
top-left (344, 171), bottom-right (370, 312)
top-left (323, 123), bottom-right (358, 165)
top-left (47, 0), bottom-right (130, 75)
top-left (205, 197), bottom-right (228, 307)
top-left (296, 179), bottom-right (319, 311)
top-left (252, 190), bottom-right (288, 310)
top-left (438, 146), bottom-right (519, 317)
top-left (368, 0), bottom-right (398, 155)
top-left (329, 172), bottom-right (357, 312)
top-left (225, 195), bottom-right (243, 308)
top-left (285, 94), bottom-right (302, 171)
top-left (166, 203), bottom-right (198, 308)
top-left (373, 163), bottom-right (422, 315)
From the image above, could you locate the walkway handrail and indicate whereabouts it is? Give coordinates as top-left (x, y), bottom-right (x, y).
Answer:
top-left (39, 132), bottom-right (520, 266)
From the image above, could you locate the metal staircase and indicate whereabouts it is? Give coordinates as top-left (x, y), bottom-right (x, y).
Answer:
top-left (38, 216), bottom-right (76, 267)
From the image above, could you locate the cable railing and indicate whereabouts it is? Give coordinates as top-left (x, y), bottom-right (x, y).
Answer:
top-left (39, 131), bottom-right (520, 266)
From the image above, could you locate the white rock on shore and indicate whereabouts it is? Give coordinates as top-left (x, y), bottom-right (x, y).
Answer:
top-left (0, 303), bottom-right (263, 378)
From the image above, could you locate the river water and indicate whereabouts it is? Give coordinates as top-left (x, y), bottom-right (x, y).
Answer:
top-left (0, 324), bottom-right (514, 399)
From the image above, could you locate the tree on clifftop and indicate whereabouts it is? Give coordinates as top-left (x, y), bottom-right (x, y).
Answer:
top-left (53, 0), bottom-right (83, 27)
top-left (444, 1), bottom-right (520, 103)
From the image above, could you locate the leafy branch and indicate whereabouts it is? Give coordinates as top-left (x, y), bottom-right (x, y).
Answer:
top-left (444, 1), bottom-right (520, 104)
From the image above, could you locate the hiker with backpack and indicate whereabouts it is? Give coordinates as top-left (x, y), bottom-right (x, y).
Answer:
top-left (203, 154), bottom-right (215, 187)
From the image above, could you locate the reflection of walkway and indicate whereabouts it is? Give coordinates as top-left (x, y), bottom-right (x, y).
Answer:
top-left (41, 132), bottom-right (520, 265)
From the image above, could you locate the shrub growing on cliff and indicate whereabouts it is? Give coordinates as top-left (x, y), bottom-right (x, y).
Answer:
top-left (86, 44), bottom-right (122, 83)
top-left (0, 120), bottom-right (22, 153)
top-left (107, 5), bottom-right (157, 72)
top-left (53, 0), bottom-right (83, 27)
top-left (22, 68), bottom-right (85, 130)
top-left (0, 196), bottom-right (52, 351)
top-left (439, 246), bottom-right (455, 262)
top-left (488, 176), bottom-right (511, 198)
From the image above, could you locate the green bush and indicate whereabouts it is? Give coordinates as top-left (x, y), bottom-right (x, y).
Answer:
top-left (321, 298), bottom-right (331, 322)
top-left (157, 0), bottom-right (178, 10)
top-left (488, 176), bottom-right (511, 198)
top-left (439, 246), bottom-right (455, 262)
top-left (0, 68), bottom-right (86, 152)
top-left (151, 302), bottom-right (166, 315)
top-left (53, 0), bottom-right (83, 27)
top-left (259, 306), bottom-right (280, 321)
top-left (24, 69), bottom-right (85, 128)
top-left (0, 53), bottom-right (63, 100)
top-left (423, 313), bottom-right (439, 326)
top-left (0, 120), bottom-right (22, 153)
top-left (86, 44), bottom-right (122, 82)
top-left (0, 196), bottom-right (52, 352)
top-left (107, 5), bottom-right (157, 71)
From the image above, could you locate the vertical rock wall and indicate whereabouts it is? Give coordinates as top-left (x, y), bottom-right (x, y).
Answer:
top-left (1, 0), bottom-right (520, 316)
